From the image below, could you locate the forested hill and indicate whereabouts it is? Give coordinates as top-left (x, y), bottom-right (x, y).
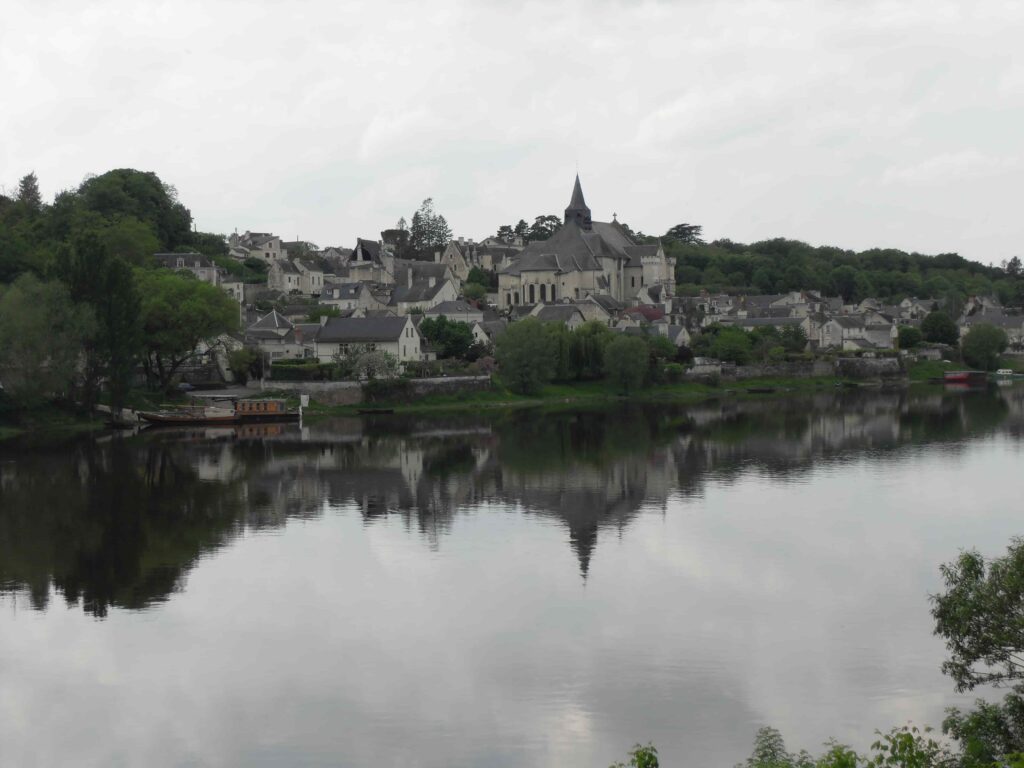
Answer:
top-left (659, 230), bottom-right (1024, 308)
top-left (0, 168), bottom-right (229, 281)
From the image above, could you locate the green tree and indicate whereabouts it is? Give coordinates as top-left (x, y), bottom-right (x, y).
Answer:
top-left (921, 311), bottom-right (960, 345)
top-left (609, 743), bottom-right (658, 768)
top-left (467, 266), bottom-right (497, 289)
top-left (463, 282), bottom-right (486, 301)
top-left (664, 223), bottom-right (704, 245)
top-left (227, 347), bottom-right (259, 385)
top-left (569, 320), bottom-right (615, 380)
top-left (136, 269), bottom-right (239, 391)
top-left (897, 326), bottom-right (923, 349)
top-left (780, 325), bottom-right (808, 353)
top-left (0, 274), bottom-right (95, 404)
top-left (831, 266), bottom-right (858, 302)
top-left (419, 316), bottom-right (474, 360)
top-left (408, 198), bottom-right (451, 258)
top-left (604, 335), bottom-right (648, 394)
top-left (711, 327), bottom-right (753, 364)
top-left (495, 317), bottom-right (554, 395)
top-left (16, 172), bottom-right (42, 211)
top-left (528, 215), bottom-right (561, 241)
top-left (932, 538), bottom-right (1024, 692)
top-left (77, 169), bottom-right (192, 250)
top-left (943, 689), bottom-right (1024, 767)
top-left (961, 323), bottom-right (1008, 370)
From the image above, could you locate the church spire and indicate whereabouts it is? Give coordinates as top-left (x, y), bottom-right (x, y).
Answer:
top-left (564, 174), bottom-right (592, 230)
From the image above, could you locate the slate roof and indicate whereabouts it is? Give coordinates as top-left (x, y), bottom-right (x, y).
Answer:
top-left (154, 252), bottom-right (215, 269)
top-left (394, 260), bottom-right (449, 282)
top-left (500, 219), bottom-right (636, 276)
top-left (623, 305), bottom-right (665, 322)
top-left (249, 310), bottom-right (293, 331)
top-left (325, 283), bottom-right (365, 300)
top-left (390, 279), bottom-right (448, 305)
top-left (426, 300), bottom-right (480, 316)
top-left (274, 260), bottom-right (299, 274)
top-left (534, 304), bottom-right (585, 324)
top-left (623, 244), bottom-right (659, 268)
top-left (733, 316), bottom-right (805, 328)
top-left (831, 316), bottom-right (865, 329)
top-left (354, 238), bottom-right (382, 261)
top-left (316, 316), bottom-right (409, 343)
top-left (587, 293), bottom-right (625, 313)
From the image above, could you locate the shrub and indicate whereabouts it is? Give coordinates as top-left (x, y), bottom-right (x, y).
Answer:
top-left (898, 325), bottom-right (923, 349)
top-left (664, 363), bottom-right (684, 383)
top-left (922, 311), bottom-right (960, 345)
top-left (961, 323), bottom-right (1009, 370)
top-left (604, 335), bottom-right (649, 395)
top-left (362, 377), bottom-right (411, 403)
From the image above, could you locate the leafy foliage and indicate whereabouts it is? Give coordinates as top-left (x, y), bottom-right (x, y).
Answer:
top-left (960, 324), bottom-right (1008, 371)
top-left (495, 317), bottom-right (554, 395)
top-left (0, 274), bottom-right (95, 404)
top-left (932, 538), bottom-right (1024, 692)
top-left (408, 198), bottom-right (452, 259)
top-left (419, 316), bottom-right (475, 359)
top-left (898, 326), bottom-right (923, 349)
top-left (609, 743), bottom-right (659, 768)
top-left (922, 312), bottom-right (960, 345)
top-left (664, 234), bottom-right (1024, 306)
top-left (136, 269), bottom-right (239, 392)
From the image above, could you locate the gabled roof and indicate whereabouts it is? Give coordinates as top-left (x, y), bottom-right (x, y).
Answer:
top-left (390, 278), bottom-right (449, 305)
top-left (587, 293), bottom-right (625, 313)
top-left (622, 244), bottom-right (659, 268)
top-left (325, 283), bottom-right (365, 299)
top-left (425, 300), bottom-right (480, 316)
top-left (623, 305), bottom-right (665, 322)
top-left (273, 260), bottom-right (299, 274)
top-left (354, 238), bottom-right (382, 260)
top-left (316, 316), bottom-right (409, 343)
top-left (154, 252), bottom-right (215, 269)
top-left (534, 304), bottom-right (585, 323)
top-left (249, 310), bottom-right (293, 331)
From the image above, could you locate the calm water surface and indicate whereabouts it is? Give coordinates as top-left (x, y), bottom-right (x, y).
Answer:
top-left (2, 388), bottom-right (1023, 767)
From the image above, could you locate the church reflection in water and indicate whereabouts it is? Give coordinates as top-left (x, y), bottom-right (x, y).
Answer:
top-left (2, 386), bottom-right (1022, 617)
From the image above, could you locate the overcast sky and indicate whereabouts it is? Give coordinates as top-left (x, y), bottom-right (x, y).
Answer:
top-left (2, 0), bottom-right (1022, 263)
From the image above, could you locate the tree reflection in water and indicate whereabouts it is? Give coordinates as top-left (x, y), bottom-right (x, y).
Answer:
top-left (1, 386), bottom-right (1021, 617)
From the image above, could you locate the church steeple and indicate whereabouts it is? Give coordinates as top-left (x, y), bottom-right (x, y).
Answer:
top-left (564, 174), bottom-right (592, 230)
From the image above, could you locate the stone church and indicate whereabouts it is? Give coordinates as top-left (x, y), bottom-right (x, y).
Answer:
top-left (498, 176), bottom-right (675, 310)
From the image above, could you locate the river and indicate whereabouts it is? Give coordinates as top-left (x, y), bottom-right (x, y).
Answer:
top-left (1, 387), bottom-right (1022, 767)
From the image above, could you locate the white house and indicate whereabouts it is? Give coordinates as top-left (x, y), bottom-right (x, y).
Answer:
top-left (314, 316), bottom-right (424, 364)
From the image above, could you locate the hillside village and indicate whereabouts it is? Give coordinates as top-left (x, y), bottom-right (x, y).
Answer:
top-left (159, 175), bottom-right (1024, 383)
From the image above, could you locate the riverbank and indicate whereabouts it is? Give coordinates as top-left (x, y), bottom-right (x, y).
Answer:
top-left (302, 375), bottom-right (863, 418)
top-left (0, 403), bottom-right (107, 444)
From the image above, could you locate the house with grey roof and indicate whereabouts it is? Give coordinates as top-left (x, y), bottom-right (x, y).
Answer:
top-left (229, 231), bottom-right (287, 262)
top-left (268, 259), bottom-right (302, 293)
top-left (245, 310), bottom-right (312, 361)
top-left (425, 300), bottom-right (484, 324)
top-left (321, 282), bottom-right (386, 312)
top-left (497, 176), bottom-right (675, 309)
top-left (817, 315), bottom-right (897, 351)
top-left (959, 310), bottom-right (1024, 346)
top-left (529, 303), bottom-right (587, 331)
top-left (154, 252), bottom-right (222, 286)
top-left (313, 316), bottom-right (423, 364)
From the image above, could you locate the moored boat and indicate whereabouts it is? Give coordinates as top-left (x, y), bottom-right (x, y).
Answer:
top-left (943, 370), bottom-right (988, 385)
top-left (139, 399), bottom-right (298, 426)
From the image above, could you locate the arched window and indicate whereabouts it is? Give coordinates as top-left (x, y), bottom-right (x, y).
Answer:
top-left (540, 284), bottom-right (547, 302)
top-left (529, 284), bottom-right (535, 303)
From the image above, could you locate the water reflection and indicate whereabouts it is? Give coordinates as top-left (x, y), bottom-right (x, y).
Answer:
top-left (2, 387), bottom-right (1021, 616)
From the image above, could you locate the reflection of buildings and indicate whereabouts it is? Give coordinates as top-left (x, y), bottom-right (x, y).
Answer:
top-left (3, 387), bottom-right (1024, 615)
